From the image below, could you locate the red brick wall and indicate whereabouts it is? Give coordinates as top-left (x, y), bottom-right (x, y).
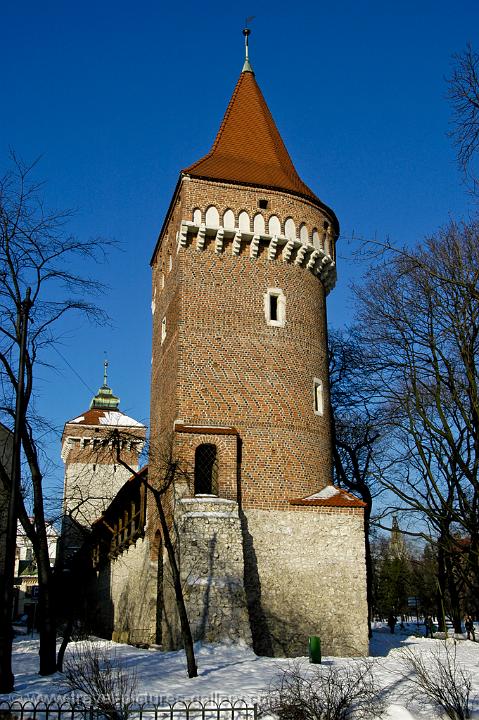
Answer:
top-left (150, 177), bottom-right (335, 511)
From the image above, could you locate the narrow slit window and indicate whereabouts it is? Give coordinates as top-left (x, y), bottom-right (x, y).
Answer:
top-left (161, 316), bottom-right (167, 344)
top-left (270, 294), bottom-right (278, 322)
top-left (264, 288), bottom-right (286, 327)
top-left (314, 378), bottom-right (324, 416)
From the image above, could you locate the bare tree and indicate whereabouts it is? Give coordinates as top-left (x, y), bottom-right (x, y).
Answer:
top-left (63, 640), bottom-right (138, 720)
top-left (261, 659), bottom-right (384, 720)
top-left (354, 219), bottom-right (479, 628)
top-left (328, 328), bottom-right (385, 638)
top-left (448, 43), bottom-right (479, 187)
top-left (111, 431), bottom-right (198, 678)
top-left (0, 154), bottom-right (111, 689)
top-left (399, 642), bottom-right (473, 720)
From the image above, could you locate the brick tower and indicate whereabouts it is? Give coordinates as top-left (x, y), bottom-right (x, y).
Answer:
top-left (60, 363), bottom-right (146, 562)
top-left (150, 33), bottom-right (368, 656)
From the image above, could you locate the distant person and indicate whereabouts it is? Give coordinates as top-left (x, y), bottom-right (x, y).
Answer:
top-left (465, 615), bottom-right (476, 641)
top-left (424, 615), bottom-right (434, 638)
top-left (387, 612), bottom-right (397, 634)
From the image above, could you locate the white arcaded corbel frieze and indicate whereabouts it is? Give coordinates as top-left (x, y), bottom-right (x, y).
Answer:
top-left (320, 255), bottom-right (332, 271)
top-left (321, 260), bottom-right (335, 282)
top-left (282, 239), bottom-right (295, 262)
top-left (232, 230), bottom-right (242, 255)
top-left (176, 219), bottom-right (337, 292)
top-left (268, 235), bottom-right (278, 260)
top-left (295, 244), bottom-right (308, 266)
top-left (196, 224), bottom-right (206, 251)
top-left (179, 223), bottom-right (190, 248)
top-left (250, 234), bottom-right (260, 258)
top-left (215, 227), bottom-right (225, 254)
top-left (307, 249), bottom-right (320, 270)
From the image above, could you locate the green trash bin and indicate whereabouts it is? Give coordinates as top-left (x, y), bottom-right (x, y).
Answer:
top-left (308, 635), bottom-right (321, 664)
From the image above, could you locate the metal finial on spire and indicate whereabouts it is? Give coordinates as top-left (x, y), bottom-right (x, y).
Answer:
top-left (90, 356), bottom-right (120, 410)
top-left (242, 18), bottom-right (255, 73)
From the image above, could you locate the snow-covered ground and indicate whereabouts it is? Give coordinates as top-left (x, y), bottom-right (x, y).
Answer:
top-left (3, 624), bottom-right (479, 719)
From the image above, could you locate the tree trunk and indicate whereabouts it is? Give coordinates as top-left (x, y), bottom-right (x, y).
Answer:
top-left (113, 436), bottom-right (198, 678)
top-left (22, 431), bottom-right (57, 675)
top-left (152, 487), bottom-right (197, 678)
top-left (445, 551), bottom-right (463, 634)
top-left (57, 614), bottom-right (74, 672)
top-left (37, 566), bottom-right (57, 675)
top-left (436, 542), bottom-right (447, 632)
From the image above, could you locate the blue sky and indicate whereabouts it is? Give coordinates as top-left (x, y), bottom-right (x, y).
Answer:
top-left (2, 0), bottom-right (478, 502)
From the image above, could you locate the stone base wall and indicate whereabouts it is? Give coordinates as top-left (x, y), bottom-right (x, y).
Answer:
top-left (162, 496), bottom-right (252, 649)
top-left (86, 500), bottom-right (368, 658)
top-left (91, 536), bottom-right (157, 645)
top-left (243, 508), bottom-right (368, 657)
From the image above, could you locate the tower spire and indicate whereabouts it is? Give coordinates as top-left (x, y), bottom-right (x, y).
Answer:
top-left (242, 23), bottom-right (254, 74)
top-left (90, 358), bottom-right (120, 410)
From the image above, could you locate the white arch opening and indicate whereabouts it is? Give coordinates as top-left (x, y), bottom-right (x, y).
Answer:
top-left (205, 206), bottom-right (220, 227)
top-left (268, 215), bottom-right (281, 236)
top-left (223, 209), bottom-right (235, 230)
top-left (239, 211), bottom-right (250, 233)
top-left (285, 218), bottom-right (296, 240)
top-left (253, 213), bottom-right (265, 234)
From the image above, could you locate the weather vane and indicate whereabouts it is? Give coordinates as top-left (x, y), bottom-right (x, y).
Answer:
top-left (242, 16), bottom-right (255, 71)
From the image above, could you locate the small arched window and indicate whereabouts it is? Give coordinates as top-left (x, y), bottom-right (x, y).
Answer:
top-left (194, 444), bottom-right (218, 495)
top-left (285, 217), bottom-right (296, 240)
top-left (239, 211), bottom-right (250, 233)
top-left (323, 221), bottom-right (331, 256)
top-left (268, 215), bottom-right (281, 236)
top-left (205, 206), bottom-right (220, 227)
top-left (223, 209), bottom-right (235, 230)
top-left (300, 223), bottom-right (309, 244)
top-left (193, 208), bottom-right (202, 225)
top-left (253, 213), bottom-right (265, 234)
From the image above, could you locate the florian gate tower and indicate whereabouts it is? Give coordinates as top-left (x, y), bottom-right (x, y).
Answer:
top-left (149, 34), bottom-right (368, 657)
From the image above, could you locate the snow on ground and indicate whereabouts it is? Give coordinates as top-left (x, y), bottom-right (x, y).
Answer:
top-left (3, 624), bottom-right (479, 719)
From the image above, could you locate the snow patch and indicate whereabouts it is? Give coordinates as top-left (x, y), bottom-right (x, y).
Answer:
top-left (306, 485), bottom-right (340, 500)
top-left (5, 628), bottom-right (479, 719)
top-left (187, 576), bottom-right (242, 588)
top-left (99, 411), bottom-right (143, 427)
top-left (182, 511), bottom-right (237, 519)
top-left (180, 496), bottom-right (236, 505)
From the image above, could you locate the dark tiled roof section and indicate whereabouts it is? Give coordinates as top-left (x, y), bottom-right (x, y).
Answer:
top-left (289, 487), bottom-right (366, 508)
top-left (174, 424), bottom-right (238, 435)
top-left (184, 71), bottom-right (334, 218)
top-left (65, 408), bottom-right (126, 426)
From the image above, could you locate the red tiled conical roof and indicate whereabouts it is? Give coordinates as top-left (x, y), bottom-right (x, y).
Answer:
top-left (184, 70), bottom-right (329, 210)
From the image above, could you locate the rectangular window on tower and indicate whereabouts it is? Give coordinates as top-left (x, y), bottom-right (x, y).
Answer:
top-left (270, 294), bottom-right (278, 321)
top-left (161, 316), bottom-right (167, 344)
top-left (264, 288), bottom-right (286, 327)
top-left (314, 378), bottom-right (324, 416)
